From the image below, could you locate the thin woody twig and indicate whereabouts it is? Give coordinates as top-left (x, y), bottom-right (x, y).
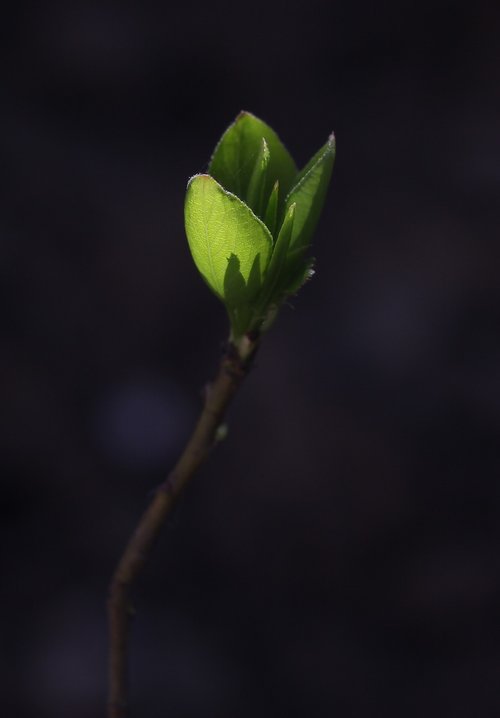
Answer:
top-left (107, 336), bottom-right (258, 718)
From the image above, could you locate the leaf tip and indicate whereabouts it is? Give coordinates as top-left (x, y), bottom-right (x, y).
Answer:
top-left (236, 110), bottom-right (252, 121)
top-left (187, 172), bottom-right (211, 187)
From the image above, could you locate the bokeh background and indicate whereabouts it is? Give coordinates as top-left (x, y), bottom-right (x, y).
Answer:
top-left (3, 1), bottom-right (500, 716)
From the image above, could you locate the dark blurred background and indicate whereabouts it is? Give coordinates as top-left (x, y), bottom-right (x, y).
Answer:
top-left (2, 0), bottom-right (500, 716)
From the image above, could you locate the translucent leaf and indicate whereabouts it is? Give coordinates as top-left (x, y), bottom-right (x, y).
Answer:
top-left (209, 111), bottom-right (297, 210)
top-left (284, 133), bottom-right (335, 255)
top-left (184, 174), bottom-right (273, 306)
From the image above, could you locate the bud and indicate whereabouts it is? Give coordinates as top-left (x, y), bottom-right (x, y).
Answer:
top-left (184, 111), bottom-right (335, 341)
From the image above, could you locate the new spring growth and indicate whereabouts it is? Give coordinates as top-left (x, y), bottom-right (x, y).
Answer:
top-left (184, 111), bottom-right (335, 341)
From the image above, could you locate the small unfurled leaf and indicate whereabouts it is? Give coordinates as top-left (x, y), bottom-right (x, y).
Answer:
top-left (246, 137), bottom-right (270, 219)
top-left (263, 180), bottom-right (279, 237)
top-left (184, 174), bottom-right (272, 305)
top-left (209, 112), bottom-right (297, 212)
top-left (261, 202), bottom-right (296, 304)
top-left (284, 133), bottom-right (335, 255)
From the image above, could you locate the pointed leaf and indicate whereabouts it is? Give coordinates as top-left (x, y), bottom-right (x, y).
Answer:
top-left (184, 174), bottom-right (272, 305)
top-left (262, 203), bottom-right (296, 303)
top-left (284, 133), bottom-right (335, 254)
top-left (263, 180), bottom-right (279, 237)
top-left (209, 111), bottom-right (298, 209)
top-left (246, 137), bottom-right (270, 218)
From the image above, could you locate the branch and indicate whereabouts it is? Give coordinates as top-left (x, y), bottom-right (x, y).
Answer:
top-left (107, 335), bottom-right (258, 718)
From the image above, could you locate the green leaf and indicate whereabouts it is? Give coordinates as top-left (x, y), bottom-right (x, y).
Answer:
top-left (209, 111), bottom-right (298, 210)
top-left (246, 137), bottom-right (270, 218)
top-left (263, 180), bottom-right (279, 237)
top-left (284, 133), bottom-right (335, 255)
top-left (184, 174), bottom-right (273, 306)
top-left (261, 202), bottom-right (296, 304)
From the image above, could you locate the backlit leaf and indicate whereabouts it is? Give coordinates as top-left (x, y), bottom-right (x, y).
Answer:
top-left (184, 174), bottom-right (273, 305)
top-left (284, 133), bottom-right (335, 254)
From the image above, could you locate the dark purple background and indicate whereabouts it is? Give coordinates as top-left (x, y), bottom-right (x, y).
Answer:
top-left (3, 1), bottom-right (500, 716)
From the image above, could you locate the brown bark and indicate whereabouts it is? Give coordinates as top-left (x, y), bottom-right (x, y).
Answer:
top-left (107, 337), bottom-right (257, 717)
